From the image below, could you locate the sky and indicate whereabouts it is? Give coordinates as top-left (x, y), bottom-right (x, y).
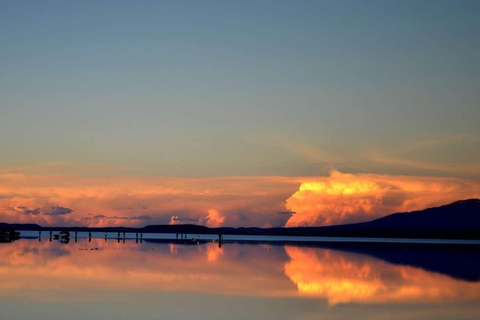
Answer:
top-left (1, 1), bottom-right (479, 227)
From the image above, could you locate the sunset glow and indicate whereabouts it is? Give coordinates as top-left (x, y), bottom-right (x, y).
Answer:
top-left (1, 171), bottom-right (480, 228)
top-left (285, 171), bottom-right (480, 227)
top-left (1, 1), bottom-right (480, 319)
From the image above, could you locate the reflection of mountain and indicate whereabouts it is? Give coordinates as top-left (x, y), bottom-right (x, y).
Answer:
top-left (324, 243), bottom-right (480, 282)
top-left (288, 242), bottom-right (480, 282)
top-left (284, 246), bottom-right (480, 305)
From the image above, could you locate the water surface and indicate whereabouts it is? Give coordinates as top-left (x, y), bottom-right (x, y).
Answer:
top-left (1, 236), bottom-right (479, 319)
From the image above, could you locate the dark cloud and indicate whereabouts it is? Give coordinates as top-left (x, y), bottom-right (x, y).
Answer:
top-left (18, 207), bottom-right (41, 215)
top-left (170, 216), bottom-right (199, 224)
top-left (130, 215), bottom-right (151, 220)
top-left (43, 206), bottom-right (73, 216)
top-left (89, 215), bottom-right (151, 220)
top-left (236, 213), bottom-right (250, 222)
top-left (112, 215), bottom-right (151, 220)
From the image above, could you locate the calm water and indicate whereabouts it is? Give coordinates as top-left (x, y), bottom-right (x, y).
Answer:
top-left (1, 236), bottom-right (480, 320)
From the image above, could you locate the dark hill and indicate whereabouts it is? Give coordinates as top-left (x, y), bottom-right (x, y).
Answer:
top-left (318, 199), bottom-right (480, 239)
top-left (0, 222), bottom-right (42, 230)
top-left (360, 199), bottom-right (480, 229)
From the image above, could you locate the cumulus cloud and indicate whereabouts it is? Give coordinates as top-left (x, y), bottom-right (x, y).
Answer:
top-left (200, 209), bottom-right (225, 228)
top-left (285, 170), bottom-right (480, 227)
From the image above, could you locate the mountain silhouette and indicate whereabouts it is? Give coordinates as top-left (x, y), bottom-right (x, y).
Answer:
top-left (358, 199), bottom-right (480, 229)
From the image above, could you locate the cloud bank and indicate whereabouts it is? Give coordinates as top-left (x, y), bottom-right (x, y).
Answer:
top-left (1, 171), bottom-right (480, 228)
top-left (0, 174), bottom-right (296, 227)
top-left (285, 171), bottom-right (480, 227)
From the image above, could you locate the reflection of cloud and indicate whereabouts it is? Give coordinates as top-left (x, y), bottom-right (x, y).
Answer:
top-left (2, 240), bottom-right (480, 308)
top-left (0, 240), bottom-right (292, 299)
top-left (285, 170), bottom-right (480, 226)
top-left (284, 246), bottom-right (480, 305)
top-left (206, 244), bottom-right (224, 262)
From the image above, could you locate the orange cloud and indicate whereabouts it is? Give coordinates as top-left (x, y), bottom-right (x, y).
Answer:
top-left (285, 170), bottom-right (480, 227)
top-left (201, 209), bottom-right (225, 228)
top-left (0, 174), bottom-right (297, 227)
top-left (1, 171), bottom-right (480, 228)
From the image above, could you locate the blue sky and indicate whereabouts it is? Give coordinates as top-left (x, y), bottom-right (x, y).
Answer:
top-left (1, 0), bottom-right (479, 177)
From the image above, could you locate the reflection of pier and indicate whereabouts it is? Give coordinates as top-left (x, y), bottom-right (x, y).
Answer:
top-left (0, 229), bottom-right (20, 243)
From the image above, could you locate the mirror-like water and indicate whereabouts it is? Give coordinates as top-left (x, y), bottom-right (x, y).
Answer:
top-left (1, 237), bottom-right (479, 320)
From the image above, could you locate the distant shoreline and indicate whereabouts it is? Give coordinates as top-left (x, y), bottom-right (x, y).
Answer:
top-left (17, 230), bottom-right (480, 245)
top-left (3, 222), bottom-right (480, 240)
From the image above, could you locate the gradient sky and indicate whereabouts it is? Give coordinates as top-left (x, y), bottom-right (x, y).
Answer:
top-left (1, 1), bottom-right (479, 227)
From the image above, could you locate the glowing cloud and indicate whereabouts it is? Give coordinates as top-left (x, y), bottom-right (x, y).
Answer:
top-left (0, 174), bottom-right (297, 227)
top-left (201, 209), bottom-right (225, 228)
top-left (1, 171), bottom-right (480, 228)
top-left (285, 171), bottom-right (480, 227)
